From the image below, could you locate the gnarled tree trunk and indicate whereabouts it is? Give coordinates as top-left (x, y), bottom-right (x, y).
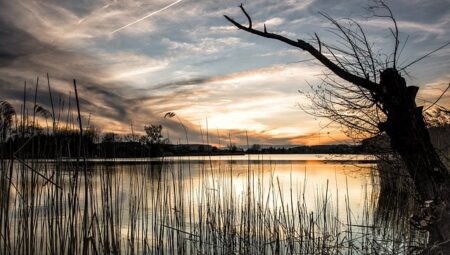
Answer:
top-left (225, 5), bottom-right (450, 251)
top-left (378, 69), bottom-right (450, 249)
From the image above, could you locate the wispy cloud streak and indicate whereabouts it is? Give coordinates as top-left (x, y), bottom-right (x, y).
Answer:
top-left (111, 0), bottom-right (183, 34)
top-left (0, 0), bottom-right (449, 145)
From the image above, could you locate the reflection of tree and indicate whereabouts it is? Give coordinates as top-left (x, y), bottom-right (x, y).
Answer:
top-left (148, 162), bottom-right (163, 182)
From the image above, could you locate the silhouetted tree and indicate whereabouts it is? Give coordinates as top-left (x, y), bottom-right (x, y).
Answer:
top-left (102, 132), bottom-right (117, 143)
top-left (227, 143), bottom-right (238, 152)
top-left (143, 124), bottom-right (169, 157)
top-left (0, 101), bottom-right (15, 143)
top-left (225, 1), bottom-right (450, 249)
top-left (248, 144), bottom-right (261, 152)
top-left (123, 133), bottom-right (139, 143)
top-left (144, 124), bottom-right (167, 145)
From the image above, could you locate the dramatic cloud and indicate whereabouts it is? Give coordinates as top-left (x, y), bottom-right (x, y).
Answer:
top-left (1, 0), bottom-right (449, 145)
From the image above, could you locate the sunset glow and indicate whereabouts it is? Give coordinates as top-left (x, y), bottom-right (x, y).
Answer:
top-left (1, 0), bottom-right (449, 145)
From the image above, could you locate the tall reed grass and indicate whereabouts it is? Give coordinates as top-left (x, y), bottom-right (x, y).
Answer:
top-left (0, 77), bottom-right (427, 254)
top-left (0, 158), bottom-right (428, 254)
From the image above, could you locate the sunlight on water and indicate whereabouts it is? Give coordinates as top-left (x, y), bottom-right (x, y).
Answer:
top-left (3, 154), bottom-right (426, 254)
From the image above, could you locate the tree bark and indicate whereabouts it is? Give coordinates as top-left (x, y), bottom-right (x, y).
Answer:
top-left (377, 68), bottom-right (450, 247)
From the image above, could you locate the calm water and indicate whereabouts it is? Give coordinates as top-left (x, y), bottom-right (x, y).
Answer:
top-left (3, 154), bottom-right (425, 254)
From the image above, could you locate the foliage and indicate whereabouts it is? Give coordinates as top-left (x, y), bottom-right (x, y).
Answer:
top-left (143, 124), bottom-right (168, 145)
top-left (0, 100), bottom-right (16, 141)
top-left (102, 132), bottom-right (117, 143)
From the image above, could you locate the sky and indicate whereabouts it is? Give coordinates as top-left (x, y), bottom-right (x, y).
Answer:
top-left (0, 0), bottom-right (449, 146)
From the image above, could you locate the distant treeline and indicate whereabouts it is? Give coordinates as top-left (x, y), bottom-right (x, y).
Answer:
top-left (1, 130), bottom-right (371, 158)
top-left (0, 131), bottom-right (217, 158)
top-left (2, 124), bottom-right (448, 159)
top-left (249, 144), bottom-right (369, 154)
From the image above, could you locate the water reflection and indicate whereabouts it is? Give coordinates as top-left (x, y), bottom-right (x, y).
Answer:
top-left (1, 154), bottom-right (426, 254)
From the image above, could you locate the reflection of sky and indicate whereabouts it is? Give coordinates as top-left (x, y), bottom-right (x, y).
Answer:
top-left (9, 157), bottom-right (418, 253)
top-left (1, 0), bottom-right (449, 145)
top-left (177, 159), bottom-right (373, 219)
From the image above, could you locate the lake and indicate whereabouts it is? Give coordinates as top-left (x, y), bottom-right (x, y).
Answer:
top-left (1, 154), bottom-right (426, 254)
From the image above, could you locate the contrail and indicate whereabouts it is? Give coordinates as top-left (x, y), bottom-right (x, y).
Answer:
top-left (111, 0), bottom-right (183, 34)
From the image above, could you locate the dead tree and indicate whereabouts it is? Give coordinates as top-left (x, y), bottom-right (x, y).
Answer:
top-left (225, 2), bottom-right (450, 248)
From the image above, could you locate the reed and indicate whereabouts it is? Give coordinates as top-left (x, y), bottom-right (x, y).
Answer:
top-left (0, 78), bottom-right (427, 254)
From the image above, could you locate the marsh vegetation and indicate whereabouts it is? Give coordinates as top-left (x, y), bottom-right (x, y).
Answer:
top-left (0, 154), bottom-right (428, 254)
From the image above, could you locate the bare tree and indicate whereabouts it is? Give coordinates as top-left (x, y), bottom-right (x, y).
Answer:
top-left (225, 2), bottom-right (450, 248)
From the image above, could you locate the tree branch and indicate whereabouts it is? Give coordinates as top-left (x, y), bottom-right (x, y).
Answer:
top-left (239, 3), bottom-right (252, 29)
top-left (224, 6), bottom-right (379, 94)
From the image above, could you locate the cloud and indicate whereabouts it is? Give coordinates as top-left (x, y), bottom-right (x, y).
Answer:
top-left (417, 78), bottom-right (450, 107)
top-left (209, 25), bottom-right (237, 33)
top-left (263, 17), bottom-right (285, 27)
top-left (163, 37), bottom-right (254, 55)
top-left (0, 16), bottom-right (162, 132)
top-left (152, 63), bottom-right (322, 90)
top-left (357, 18), bottom-right (448, 37)
top-left (1, 0), bottom-right (449, 145)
